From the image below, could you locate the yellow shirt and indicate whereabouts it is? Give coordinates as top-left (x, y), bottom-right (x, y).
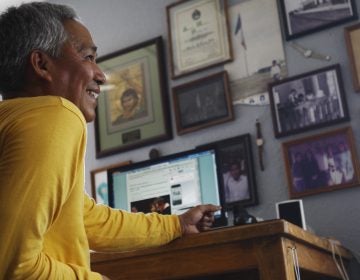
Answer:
top-left (0, 96), bottom-right (182, 279)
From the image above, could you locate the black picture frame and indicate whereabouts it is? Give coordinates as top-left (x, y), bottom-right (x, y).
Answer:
top-left (282, 127), bottom-right (360, 198)
top-left (94, 37), bottom-right (172, 158)
top-left (172, 71), bottom-right (234, 135)
top-left (268, 64), bottom-right (350, 138)
top-left (278, 0), bottom-right (358, 41)
top-left (197, 133), bottom-right (258, 208)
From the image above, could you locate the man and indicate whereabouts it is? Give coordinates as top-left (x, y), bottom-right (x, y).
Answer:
top-left (0, 3), bottom-right (220, 279)
top-left (223, 160), bottom-right (249, 203)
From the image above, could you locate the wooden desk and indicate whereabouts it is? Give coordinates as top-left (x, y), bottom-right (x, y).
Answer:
top-left (91, 219), bottom-right (352, 279)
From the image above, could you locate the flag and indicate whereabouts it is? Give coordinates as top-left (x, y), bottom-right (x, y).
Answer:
top-left (234, 14), bottom-right (246, 50)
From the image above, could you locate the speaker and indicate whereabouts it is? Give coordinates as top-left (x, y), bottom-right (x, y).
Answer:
top-left (276, 199), bottom-right (306, 230)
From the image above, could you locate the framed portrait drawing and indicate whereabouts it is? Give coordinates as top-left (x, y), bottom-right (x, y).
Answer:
top-left (197, 133), bottom-right (258, 208)
top-left (166, 0), bottom-right (233, 79)
top-left (278, 0), bottom-right (358, 41)
top-left (172, 71), bottom-right (234, 135)
top-left (94, 37), bottom-right (172, 158)
top-left (282, 127), bottom-right (360, 199)
top-left (345, 23), bottom-right (360, 92)
top-left (268, 64), bottom-right (350, 138)
top-left (90, 161), bottom-right (131, 205)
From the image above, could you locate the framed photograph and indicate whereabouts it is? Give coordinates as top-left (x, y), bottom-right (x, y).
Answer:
top-left (172, 71), bottom-right (234, 135)
top-left (90, 161), bottom-right (131, 205)
top-left (278, 0), bottom-right (358, 41)
top-left (94, 37), bottom-right (172, 158)
top-left (269, 64), bottom-right (350, 138)
top-left (345, 23), bottom-right (360, 92)
top-left (166, 0), bottom-right (233, 79)
top-left (282, 127), bottom-right (360, 198)
top-left (197, 133), bottom-right (258, 208)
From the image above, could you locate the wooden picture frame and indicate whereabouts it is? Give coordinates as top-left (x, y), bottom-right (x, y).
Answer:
top-left (345, 23), bottom-right (360, 92)
top-left (269, 64), bottom-right (349, 138)
top-left (282, 127), bottom-right (359, 198)
top-left (278, 0), bottom-right (358, 41)
top-left (166, 0), bottom-right (233, 79)
top-left (90, 161), bottom-right (131, 205)
top-left (197, 133), bottom-right (258, 208)
top-left (172, 71), bottom-right (234, 135)
top-left (94, 37), bottom-right (172, 158)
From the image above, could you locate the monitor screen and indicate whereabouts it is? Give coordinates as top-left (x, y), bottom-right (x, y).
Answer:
top-left (108, 149), bottom-right (222, 217)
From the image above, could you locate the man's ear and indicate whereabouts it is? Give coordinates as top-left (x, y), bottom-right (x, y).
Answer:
top-left (29, 50), bottom-right (53, 82)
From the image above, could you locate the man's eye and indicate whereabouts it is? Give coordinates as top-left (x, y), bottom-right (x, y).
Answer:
top-left (85, 55), bottom-right (95, 62)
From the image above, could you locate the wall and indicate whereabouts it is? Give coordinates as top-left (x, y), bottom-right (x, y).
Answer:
top-left (50, 0), bottom-right (360, 267)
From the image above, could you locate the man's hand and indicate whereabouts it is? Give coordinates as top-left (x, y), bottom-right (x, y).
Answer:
top-left (178, 204), bottom-right (221, 235)
top-left (102, 275), bottom-right (111, 280)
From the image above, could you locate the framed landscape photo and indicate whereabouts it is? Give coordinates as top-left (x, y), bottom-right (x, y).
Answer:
top-left (268, 64), bottom-right (349, 138)
top-left (94, 37), bottom-right (172, 158)
top-left (197, 133), bottom-right (258, 208)
top-left (345, 23), bottom-right (360, 92)
top-left (90, 161), bottom-right (131, 205)
top-left (166, 0), bottom-right (233, 79)
top-left (282, 127), bottom-right (360, 199)
top-left (278, 0), bottom-right (358, 41)
top-left (172, 71), bottom-right (234, 135)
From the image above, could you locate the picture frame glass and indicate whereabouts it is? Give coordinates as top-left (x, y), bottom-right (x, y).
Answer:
top-left (95, 37), bottom-right (172, 158)
top-left (173, 71), bottom-right (234, 135)
top-left (198, 134), bottom-right (257, 208)
top-left (269, 65), bottom-right (349, 138)
top-left (167, 0), bottom-right (232, 78)
top-left (283, 127), bottom-right (359, 198)
top-left (279, 0), bottom-right (358, 40)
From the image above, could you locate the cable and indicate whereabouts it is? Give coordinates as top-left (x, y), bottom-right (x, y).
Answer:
top-left (288, 246), bottom-right (301, 280)
top-left (329, 239), bottom-right (349, 280)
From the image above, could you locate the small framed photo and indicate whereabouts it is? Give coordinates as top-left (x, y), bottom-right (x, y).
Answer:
top-left (90, 161), bottom-right (131, 205)
top-left (166, 0), bottom-right (233, 79)
top-left (278, 0), bottom-right (358, 41)
top-left (269, 64), bottom-right (349, 138)
top-left (282, 127), bottom-right (360, 198)
top-left (198, 133), bottom-right (258, 208)
top-left (345, 23), bottom-right (360, 92)
top-left (172, 71), bottom-right (234, 135)
top-left (94, 37), bottom-right (172, 158)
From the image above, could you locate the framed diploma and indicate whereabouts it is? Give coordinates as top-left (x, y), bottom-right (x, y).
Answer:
top-left (166, 0), bottom-right (233, 79)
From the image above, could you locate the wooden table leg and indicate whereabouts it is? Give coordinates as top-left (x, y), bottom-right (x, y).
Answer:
top-left (255, 237), bottom-right (296, 280)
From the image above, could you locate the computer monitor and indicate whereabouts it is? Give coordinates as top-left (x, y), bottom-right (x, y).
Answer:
top-left (107, 148), bottom-right (223, 220)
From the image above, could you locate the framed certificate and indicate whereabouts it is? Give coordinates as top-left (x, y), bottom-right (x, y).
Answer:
top-left (166, 0), bottom-right (233, 79)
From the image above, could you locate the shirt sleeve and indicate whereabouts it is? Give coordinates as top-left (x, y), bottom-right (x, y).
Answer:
top-left (84, 194), bottom-right (183, 252)
top-left (0, 103), bottom-right (100, 279)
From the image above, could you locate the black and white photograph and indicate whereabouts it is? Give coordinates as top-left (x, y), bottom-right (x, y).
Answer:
top-left (197, 134), bottom-right (258, 208)
top-left (172, 71), bottom-right (234, 135)
top-left (279, 0), bottom-right (358, 40)
top-left (283, 127), bottom-right (360, 198)
top-left (224, 0), bottom-right (287, 104)
top-left (269, 64), bottom-right (349, 138)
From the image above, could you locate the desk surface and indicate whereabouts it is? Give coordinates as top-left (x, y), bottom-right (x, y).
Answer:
top-left (91, 219), bottom-right (352, 280)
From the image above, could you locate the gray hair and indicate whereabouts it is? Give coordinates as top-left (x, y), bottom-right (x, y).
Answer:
top-left (0, 2), bottom-right (79, 95)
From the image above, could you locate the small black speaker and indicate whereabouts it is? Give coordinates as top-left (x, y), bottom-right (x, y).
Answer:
top-left (276, 199), bottom-right (306, 230)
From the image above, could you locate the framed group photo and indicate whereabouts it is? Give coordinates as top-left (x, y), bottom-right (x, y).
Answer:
top-left (94, 37), bottom-right (172, 158)
top-left (278, 0), bottom-right (358, 41)
top-left (345, 22), bottom-right (360, 92)
top-left (90, 161), bottom-right (131, 205)
top-left (198, 133), bottom-right (258, 208)
top-left (268, 64), bottom-right (349, 138)
top-left (166, 0), bottom-right (233, 79)
top-left (282, 127), bottom-right (360, 198)
top-left (172, 71), bottom-right (234, 135)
